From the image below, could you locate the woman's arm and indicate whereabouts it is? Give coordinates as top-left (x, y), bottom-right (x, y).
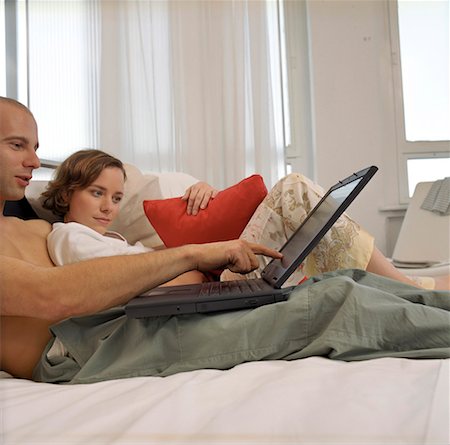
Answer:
top-left (181, 181), bottom-right (219, 215)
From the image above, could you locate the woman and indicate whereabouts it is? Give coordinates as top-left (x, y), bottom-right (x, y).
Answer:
top-left (41, 150), bottom-right (208, 286)
top-left (41, 149), bottom-right (442, 289)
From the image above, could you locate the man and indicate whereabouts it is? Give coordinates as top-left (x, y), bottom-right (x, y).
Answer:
top-left (0, 97), bottom-right (281, 379)
top-left (1, 97), bottom-right (449, 384)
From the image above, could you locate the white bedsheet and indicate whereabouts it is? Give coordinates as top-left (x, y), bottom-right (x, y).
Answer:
top-left (1, 357), bottom-right (449, 445)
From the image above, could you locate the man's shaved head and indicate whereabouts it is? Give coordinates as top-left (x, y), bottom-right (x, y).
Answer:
top-left (0, 96), bottom-right (34, 117)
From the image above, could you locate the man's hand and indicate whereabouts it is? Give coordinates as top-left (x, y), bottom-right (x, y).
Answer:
top-left (181, 182), bottom-right (219, 215)
top-left (191, 239), bottom-right (282, 274)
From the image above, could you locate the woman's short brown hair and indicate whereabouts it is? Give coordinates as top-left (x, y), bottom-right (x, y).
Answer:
top-left (41, 149), bottom-right (126, 217)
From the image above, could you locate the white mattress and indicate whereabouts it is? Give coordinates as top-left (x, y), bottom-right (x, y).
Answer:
top-left (1, 357), bottom-right (449, 445)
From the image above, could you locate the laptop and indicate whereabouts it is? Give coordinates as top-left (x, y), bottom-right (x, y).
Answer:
top-left (125, 165), bottom-right (378, 318)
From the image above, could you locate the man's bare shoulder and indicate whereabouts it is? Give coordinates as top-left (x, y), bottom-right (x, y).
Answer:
top-left (0, 216), bottom-right (52, 236)
top-left (0, 216), bottom-right (53, 265)
top-left (24, 218), bottom-right (52, 236)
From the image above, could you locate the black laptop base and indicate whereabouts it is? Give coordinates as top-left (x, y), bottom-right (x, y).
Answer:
top-left (125, 281), bottom-right (295, 318)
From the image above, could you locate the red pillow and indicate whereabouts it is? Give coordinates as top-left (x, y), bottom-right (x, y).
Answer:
top-left (143, 174), bottom-right (267, 247)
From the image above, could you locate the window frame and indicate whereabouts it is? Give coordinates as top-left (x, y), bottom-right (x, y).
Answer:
top-left (388, 0), bottom-right (450, 204)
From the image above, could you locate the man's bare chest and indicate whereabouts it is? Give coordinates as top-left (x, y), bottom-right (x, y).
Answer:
top-left (0, 219), bottom-right (53, 266)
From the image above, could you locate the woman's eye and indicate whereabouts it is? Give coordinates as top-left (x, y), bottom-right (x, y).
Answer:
top-left (11, 142), bottom-right (23, 150)
top-left (113, 196), bottom-right (122, 204)
top-left (91, 190), bottom-right (102, 197)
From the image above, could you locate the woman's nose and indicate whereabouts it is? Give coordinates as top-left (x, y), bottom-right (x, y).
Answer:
top-left (100, 199), bottom-right (113, 213)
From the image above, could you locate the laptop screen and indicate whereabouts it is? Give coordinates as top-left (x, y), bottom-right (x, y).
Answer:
top-left (261, 170), bottom-right (372, 289)
top-left (277, 177), bottom-right (363, 268)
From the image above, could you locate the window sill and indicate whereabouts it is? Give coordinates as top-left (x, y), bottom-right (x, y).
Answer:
top-left (379, 205), bottom-right (408, 214)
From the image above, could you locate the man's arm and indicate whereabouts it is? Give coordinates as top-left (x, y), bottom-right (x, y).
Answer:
top-left (0, 240), bottom-right (281, 321)
top-left (47, 221), bottom-right (208, 287)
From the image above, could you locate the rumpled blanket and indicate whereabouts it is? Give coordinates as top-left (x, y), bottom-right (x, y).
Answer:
top-left (33, 269), bottom-right (450, 384)
top-left (421, 177), bottom-right (450, 215)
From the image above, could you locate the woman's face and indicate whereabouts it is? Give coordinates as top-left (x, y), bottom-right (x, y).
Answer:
top-left (64, 167), bottom-right (125, 235)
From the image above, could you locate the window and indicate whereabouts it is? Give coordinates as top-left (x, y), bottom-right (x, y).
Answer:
top-left (389, 0), bottom-right (450, 202)
top-left (281, 0), bottom-right (314, 179)
top-left (28, 1), bottom-right (100, 162)
top-left (0, 0), bottom-right (5, 94)
top-left (398, 0), bottom-right (449, 142)
top-left (3, 0), bottom-right (292, 185)
top-left (3, 0), bottom-right (99, 165)
top-left (406, 154), bottom-right (450, 197)
top-left (2, 1), bottom-right (29, 103)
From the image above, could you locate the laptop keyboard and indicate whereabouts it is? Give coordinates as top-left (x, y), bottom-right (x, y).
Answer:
top-left (199, 279), bottom-right (269, 296)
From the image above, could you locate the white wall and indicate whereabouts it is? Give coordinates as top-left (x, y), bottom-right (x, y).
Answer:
top-left (307, 0), bottom-right (401, 254)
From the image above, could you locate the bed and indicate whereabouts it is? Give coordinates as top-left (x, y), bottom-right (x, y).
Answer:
top-left (1, 166), bottom-right (449, 445)
top-left (2, 358), bottom-right (448, 444)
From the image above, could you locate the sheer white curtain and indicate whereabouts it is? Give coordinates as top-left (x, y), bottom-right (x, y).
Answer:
top-left (22, 0), bottom-right (286, 187)
top-left (26, 0), bottom-right (100, 162)
top-left (99, 0), bottom-right (286, 188)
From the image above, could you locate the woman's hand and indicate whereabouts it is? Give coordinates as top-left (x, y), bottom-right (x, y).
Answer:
top-left (181, 182), bottom-right (219, 215)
